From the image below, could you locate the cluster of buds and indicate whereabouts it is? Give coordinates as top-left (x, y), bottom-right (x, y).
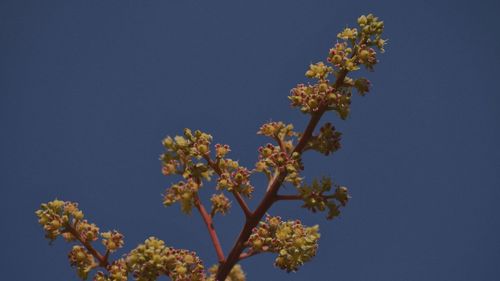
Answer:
top-left (257, 121), bottom-right (296, 142)
top-left (101, 230), bottom-right (125, 252)
top-left (331, 14), bottom-right (386, 72)
top-left (357, 14), bottom-right (386, 50)
top-left (35, 200), bottom-right (83, 240)
top-left (94, 260), bottom-right (128, 281)
top-left (214, 144), bottom-right (231, 158)
top-left (297, 177), bottom-right (350, 220)
top-left (161, 128), bottom-right (214, 180)
top-left (74, 219), bottom-right (100, 242)
top-left (304, 62), bottom-right (333, 80)
top-left (255, 143), bottom-right (302, 186)
top-left (208, 264), bottom-right (246, 281)
top-left (290, 80), bottom-right (354, 119)
top-left (289, 82), bottom-right (336, 113)
top-left (68, 245), bottom-right (97, 279)
top-left (327, 42), bottom-right (357, 71)
top-left (216, 165), bottom-right (254, 197)
top-left (247, 216), bottom-right (320, 272)
top-left (210, 193), bottom-right (231, 216)
top-left (36, 200), bottom-right (128, 280)
top-left (337, 27), bottom-right (358, 40)
top-left (126, 237), bottom-right (205, 281)
top-left (163, 178), bottom-right (200, 214)
top-left (289, 13), bottom-right (385, 119)
top-left (305, 123), bottom-right (342, 156)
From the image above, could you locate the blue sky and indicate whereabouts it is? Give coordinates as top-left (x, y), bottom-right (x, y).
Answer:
top-left (1, 1), bottom-right (499, 280)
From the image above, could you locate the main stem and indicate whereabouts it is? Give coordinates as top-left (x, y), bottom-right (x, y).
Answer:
top-left (215, 69), bottom-right (350, 280)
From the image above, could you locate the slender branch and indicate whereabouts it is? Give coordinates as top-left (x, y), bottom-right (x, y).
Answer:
top-left (203, 155), bottom-right (222, 175)
top-left (275, 137), bottom-right (288, 155)
top-left (238, 249), bottom-right (260, 261)
top-left (203, 154), bottom-right (252, 218)
top-left (232, 191), bottom-right (252, 218)
top-left (64, 224), bottom-right (109, 267)
top-left (275, 194), bottom-right (302, 201)
top-left (193, 193), bottom-right (226, 263)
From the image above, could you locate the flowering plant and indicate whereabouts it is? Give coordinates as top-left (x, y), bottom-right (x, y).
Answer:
top-left (36, 14), bottom-right (387, 281)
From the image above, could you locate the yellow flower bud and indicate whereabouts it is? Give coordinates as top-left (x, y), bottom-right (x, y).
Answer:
top-left (358, 15), bottom-right (367, 26)
top-left (197, 144), bottom-right (208, 154)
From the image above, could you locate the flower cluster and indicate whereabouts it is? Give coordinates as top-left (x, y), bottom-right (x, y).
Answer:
top-left (208, 264), bottom-right (246, 281)
top-left (161, 128), bottom-right (255, 209)
top-left (35, 200), bottom-right (83, 240)
top-left (247, 216), bottom-right (320, 272)
top-left (216, 164), bottom-right (254, 197)
top-left (161, 128), bottom-right (214, 180)
top-left (305, 123), bottom-right (342, 156)
top-left (297, 177), bottom-right (350, 220)
top-left (357, 14), bottom-right (386, 51)
top-left (290, 13), bottom-right (385, 119)
top-left (337, 27), bottom-right (358, 40)
top-left (257, 121), bottom-right (296, 142)
top-left (101, 230), bottom-right (125, 252)
top-left (331, 14), bottom-right (386, 72)
top-left (210, 193), bottom-right (231, 216)
top-left (304, 62), bottom-right (333, 80)
top-left (163, 178), bottom-right (200, 214)
top-left (215, 144), bottom-right (231, 158)
top-left (94, 260), bottom-right (128, 281)
top-left (126, 237), bottom-right (205, 281)
top-left (327, 42), bottom-right (357, 71)
top-left (289, 82), bottom-right (335, 114)
top-left (75, 219), bottom-right (100, 242)
top-left (69, 245), bottom-right (97, 279)
top-left (36, 200), bottom-right (128, 280)
top-left (255, 143), bottom-right (302, 186)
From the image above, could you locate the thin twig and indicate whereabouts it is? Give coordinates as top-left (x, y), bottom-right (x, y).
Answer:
top-left (203, 154), bottom-right (252, 218)
top-left (275, 194), bottom-right (302, 201)
top-left (193, 193), bottom-right (226, 263)
top-left (64, 224), bottom-right (109, 267)
top-left (232, 191), bottom-right (252, 218)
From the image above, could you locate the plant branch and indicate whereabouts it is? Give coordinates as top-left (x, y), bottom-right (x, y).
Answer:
top-left (215, 33), bottom-right (369, 280)
top-left (232, 191), bottom-right (252, 218)
top-left (238, 249), bottom-right (261, 261)
top-left (203, 154), bottom-right (252, 218)
top-left (215, 69), bottom-right (353, 281)
top-left (64, 223), bottom-right (109, 267)
top-left (193, 193), bottom-right (226, 263)
top-left (275, 137), bottom-right (288, 155)
top-left (275, 194), bottom-right (302, 201)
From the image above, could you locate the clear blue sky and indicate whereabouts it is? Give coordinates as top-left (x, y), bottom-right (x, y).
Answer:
top-left (1, 1), bottom-right (499, 280)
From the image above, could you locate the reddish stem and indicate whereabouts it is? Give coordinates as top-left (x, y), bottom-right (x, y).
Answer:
top-left (275, 194), bottom-right (302, 201)
top-left (64, 224), bottom-right (109, 267)
top-left (232, 191), bottom-right (252, 218)
top-left (193, 193), bottom-right (226, 263)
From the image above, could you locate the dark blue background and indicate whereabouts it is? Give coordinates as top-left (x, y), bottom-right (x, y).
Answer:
top-left (1, 1), bottom-right (499, 280)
